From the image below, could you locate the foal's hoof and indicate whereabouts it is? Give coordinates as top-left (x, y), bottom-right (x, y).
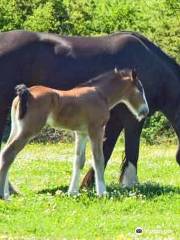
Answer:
top-left (81, 168), bottom-right (95, 188)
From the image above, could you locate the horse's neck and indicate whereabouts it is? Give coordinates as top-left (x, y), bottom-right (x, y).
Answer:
top-left (172, 63), bottom-right (180, 82)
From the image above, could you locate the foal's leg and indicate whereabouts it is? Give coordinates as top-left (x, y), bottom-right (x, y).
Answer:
top-left (89, 126), bottom-right (106, 196)
top-left (3, 107), bottom-right (21, 195)
top-left (68, 132), bottom-right (88, 195)
top-left (0, 134), bottom-right (28, 199)
top-left (0, 107), bottom-right (17, 194)
top-left (81, 106), bottom-right (124, 188)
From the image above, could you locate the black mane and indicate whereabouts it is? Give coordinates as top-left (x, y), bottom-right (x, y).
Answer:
top-left (130, 31), bottom-right (180, 77)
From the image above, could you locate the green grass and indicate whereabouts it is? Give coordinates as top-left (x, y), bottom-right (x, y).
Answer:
top-left (0, 140), bottom-right (179, 239)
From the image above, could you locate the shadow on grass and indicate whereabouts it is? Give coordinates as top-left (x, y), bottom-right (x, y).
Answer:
top-left (107, 182), bottom-right (180, 199)
top-left (37, 182), bottom-right (180, 199)
top-left (38, 185), bottom-right (69, 195)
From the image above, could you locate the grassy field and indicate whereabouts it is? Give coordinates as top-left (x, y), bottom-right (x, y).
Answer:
top-left (0, 140), bottom-right (179, 239)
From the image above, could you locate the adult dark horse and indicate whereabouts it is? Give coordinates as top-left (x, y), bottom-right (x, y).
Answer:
top-left (0, 30), bottom-right (179, 192)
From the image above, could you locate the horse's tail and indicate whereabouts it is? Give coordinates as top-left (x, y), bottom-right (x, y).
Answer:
top-left (15, 84), bottom-right (30, 119)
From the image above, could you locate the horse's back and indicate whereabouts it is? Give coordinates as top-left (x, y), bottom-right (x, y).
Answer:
top-left (0, 29), bottom-right (178, 111)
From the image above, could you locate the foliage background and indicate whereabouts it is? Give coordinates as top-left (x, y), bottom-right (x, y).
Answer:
top-left (0, 0), bottom-right (179, 144)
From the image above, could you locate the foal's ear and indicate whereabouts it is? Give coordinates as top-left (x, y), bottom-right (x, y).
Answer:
top-left (131, 69), bottom-right (137, 81)
top-left (114, 66), bottom-right (119, 74)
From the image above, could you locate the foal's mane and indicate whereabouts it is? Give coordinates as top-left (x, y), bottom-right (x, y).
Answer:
top-left (76, 70), bottom-right (116, 88)
top-left (77, 68), bottom-right (133, 88)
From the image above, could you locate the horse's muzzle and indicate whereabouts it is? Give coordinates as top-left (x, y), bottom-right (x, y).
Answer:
top-left (137, 104), bottom-right (149, 121)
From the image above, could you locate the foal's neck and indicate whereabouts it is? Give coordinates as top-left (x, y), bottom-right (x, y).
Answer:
top-left (95, 74), bottom-right (125, 109)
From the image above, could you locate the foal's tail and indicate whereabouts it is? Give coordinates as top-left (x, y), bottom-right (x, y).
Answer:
top-left (15, 84), bottom-right (30, 119)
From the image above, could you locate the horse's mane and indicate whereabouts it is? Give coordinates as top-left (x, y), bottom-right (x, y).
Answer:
top-left (110, 31), bottom-right (180, 77)
top-left (128, 31), bottom-right (180, 77)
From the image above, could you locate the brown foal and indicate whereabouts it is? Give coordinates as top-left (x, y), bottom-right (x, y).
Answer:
top-left (0, 68), bottom-right (149, 199)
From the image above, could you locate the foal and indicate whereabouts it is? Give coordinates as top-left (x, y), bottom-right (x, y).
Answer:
top-left (0, 68), bottom-right (149, 199)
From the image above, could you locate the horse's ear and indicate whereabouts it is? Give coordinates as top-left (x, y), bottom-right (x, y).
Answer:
top-left (131, 68), bottom-right (137, 81)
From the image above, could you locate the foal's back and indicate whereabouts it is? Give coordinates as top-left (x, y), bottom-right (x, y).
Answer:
top-left (55, 86), bottom-right (109, 131)
top-left (13, 85), bottom-right (109, 134)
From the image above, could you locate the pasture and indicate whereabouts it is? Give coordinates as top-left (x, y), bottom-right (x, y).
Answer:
top-left (0, 140), bottom-right (179, 239)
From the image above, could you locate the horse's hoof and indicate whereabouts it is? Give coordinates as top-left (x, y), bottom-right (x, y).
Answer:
top-left (67, 190), bottom-right (79, 197)
top-left (97, 191), bottom-right (108, 197)
top-left (120, 177), bottom-right (139, 188)
top-left (119, 162), bottom-right (138, 188)
top-left (81, 169), bottom-right (94, 188)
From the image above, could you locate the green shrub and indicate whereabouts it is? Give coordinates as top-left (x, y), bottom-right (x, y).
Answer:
top-left (142, 112), bottom-right (176, 145)
top-left (31, 126), bottom-right (74, 143)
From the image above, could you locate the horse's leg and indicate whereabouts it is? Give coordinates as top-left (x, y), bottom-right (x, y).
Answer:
top-left (0, 133), bottom-right (28, 199)
top-left (81, 107), bottom-right (123, 188)
top-left (165, 109), bottom-right (180, 167)
top-left (89, 126), bottom-right (106, 196)
top-left (120, 117), bottom-right (144, 187)
top-left (176, 144), bottom-right (180, 166)
top-left (68, 132), bottom-right (88, 195)
top-left (0, 106), bottom-right (9, 149)
top-left (174, 119), bottom-right (180, 165)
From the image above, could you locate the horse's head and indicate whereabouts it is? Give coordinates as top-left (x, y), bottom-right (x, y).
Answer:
top-left (115, 68), bottom-right (149, 121)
